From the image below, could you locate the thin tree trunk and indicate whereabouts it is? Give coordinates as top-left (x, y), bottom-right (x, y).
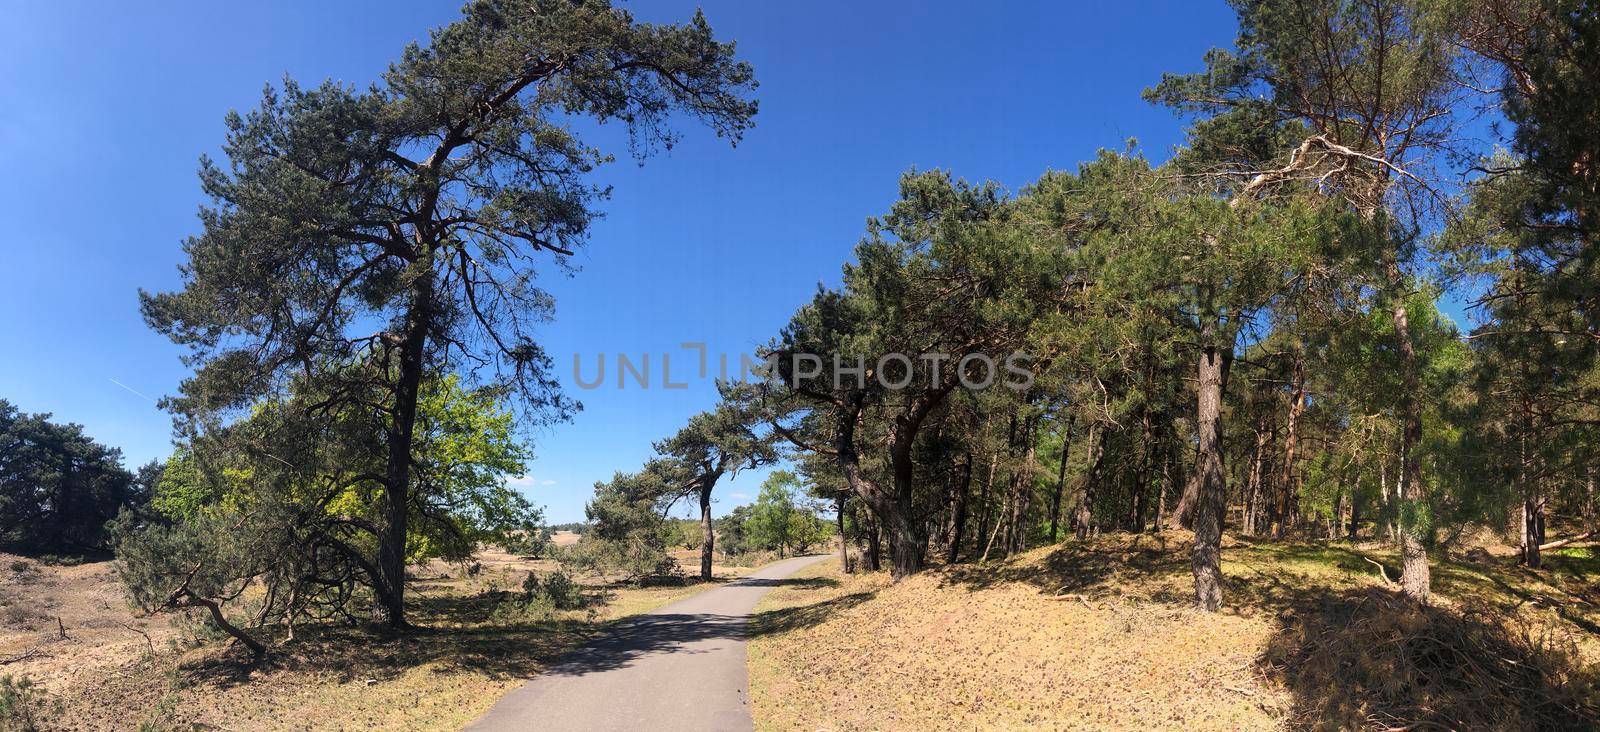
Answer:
top-left (1155, 439), bottom-right (1171, 532)
top-left (864, 506), bottom-right (882, 572)
top-left (180, 591), bottom-right (266, 659)
top-left (1346, 462), bottom-right (1361, 540)
top-left (979, 495), bottom-right (1006, 563)
top-left (976, 450), bottom-right (998, 554)
top-left (947, 455), bottom-right (973, 563)
top-left (698, 481), bottom-right (716, 581)
top-left (1244, 421), bottom-right (1267, 535)
top-left (1276, 354), bottom-right (1305, 538)
top-left (1075, 423), bottom-right (1103, 540)
top-left (1050, 415), bottom-right (1073, 542)
top-left (1133, 411), bottom-right (1152, 533)
top-left (835, 494), bottom-right (851, 573)
top-left (1587, 465), bottom-right (1597, 535)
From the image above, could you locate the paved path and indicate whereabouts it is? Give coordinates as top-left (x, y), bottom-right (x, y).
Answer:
top-left (465, 554), bottom-right (830, 732)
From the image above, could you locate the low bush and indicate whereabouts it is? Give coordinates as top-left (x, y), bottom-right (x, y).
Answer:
top-left (0, 675), bottom-right (61, 732)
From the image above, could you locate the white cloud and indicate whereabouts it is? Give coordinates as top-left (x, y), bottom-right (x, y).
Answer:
top-left (506, 475), bottom-right (550, 488)
top-left (728, 492), bottom-right (749, 500)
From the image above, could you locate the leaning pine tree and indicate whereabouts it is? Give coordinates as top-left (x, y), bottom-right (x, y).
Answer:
top-left (141, 0), bottom-right (758, 627)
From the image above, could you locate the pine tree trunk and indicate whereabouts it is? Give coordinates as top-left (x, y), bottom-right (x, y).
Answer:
top-left (375, 272), bottom-right (433, 628)
top-left (699, 481), bottom-right (716, 581)
top-left (1191, 338), bottom-right (1229, 612)
top-left (1276, 355), bottom-right (1305, 538)
top-left (1155, 441), bottom-right (1171, 533)
top-left (888, 435), bottom-right (925, 579)
top-left (1050, 416), bottom-right (1073, 542)
top-left (1244, 422), bottom-right (1267, 535)
top-left (977, 450), bottom-right (998, 549)
top-left (947, 455), bottom-right (972, 563)
top-left (864, 507), bottom-right (882, 572)
top-left (1011, 419), bottom-right (1036, 553)
top-left (1346, 462), bottom-right (1361, 539)
top-left (1133, 411), bottom-right (1151, 533)
top-left (836, 494), bottom-right (851, 573)
top-left (1075, 423), bottom-right (1103, 540)
top-left (1586, 465), bottom-right (1597, 535)
top-left (1522, 496), bottom-right (1542, 568)
top-left (1388, 292), bottom-right (1431, 603)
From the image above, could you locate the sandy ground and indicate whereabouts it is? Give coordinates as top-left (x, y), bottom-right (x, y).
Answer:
top-left (0, 543), bottom-right (754, 731)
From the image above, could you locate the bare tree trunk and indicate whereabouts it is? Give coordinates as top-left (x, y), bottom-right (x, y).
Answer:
top-left (1379, 455), bottom-right (1397, 544)
top-left (1074, 423), bottom-right (1104, 540)
top-left (979, 495), bottom-right (1006, 563)
top-left (178, 591), bottom-right (266, 659)
top-left (1132, 411), bottom-right (1152, 533)
top-left (864, 506), bottom-right (882, 572)
top-left (946, 455), bottom-right (972, 563)
top-left (1346, 461), bottom-right (1361, 540)
top-left (1276, 354), bottom-right (1305, 538)
top-left (888, 436), bottom-right (925, 579)
top-left (1388, 288), bottom-right (1430, 602)
top-left (1191, 336), bottom-right (1229, 612)
top-left (698, 481), bottom-right (716, 581)
top-left (1587, 465), bottom-right (1597, 535)
top-left (1155, 440), bottom-right (1171, 533)
top-left (1011, 417), bottom-right (1037, 553)
top-left (1050, 416), bottom-right (1073, 542)
top-left (835, 494), bottom-right (851, 573)
top-left (1244, 421), bottom-right (1267, 535)
top-left (375, 272), bottom-right (433, 628)
top-left (976, 450), bottom-right (998, 556)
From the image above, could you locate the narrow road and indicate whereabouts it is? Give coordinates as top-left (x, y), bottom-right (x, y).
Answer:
top-left (465, 554), bottom-right (829, 731)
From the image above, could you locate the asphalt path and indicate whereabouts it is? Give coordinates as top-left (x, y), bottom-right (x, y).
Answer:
top-left (465, 554), bottom-right (830, 731)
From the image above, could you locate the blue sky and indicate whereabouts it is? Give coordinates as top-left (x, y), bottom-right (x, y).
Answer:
top-left (0, 1), bottom-right (1242, 523)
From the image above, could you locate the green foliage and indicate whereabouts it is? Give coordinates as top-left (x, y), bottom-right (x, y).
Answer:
top-left (732, 471), bottom-right (831, 556)
top-left (493, 569), bottom-right (591, 622)
top-left (114, 374), bottom-right (538, 645)
top-left (572, 469), bottom-right (682, 584)
top-left (747, 471), bottom-right (800, 555)
top-left (500, 526), bottom-right (552, 558)
top-left (0, 675), bottom-right (61, 732)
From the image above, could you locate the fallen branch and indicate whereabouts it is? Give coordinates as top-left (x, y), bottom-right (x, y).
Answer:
top-left (1364, 556), bottom-right (1397, 586)
top-left (1046, 592), bottom-right (1097, 610)
top-left (1539, 532), bottom-right (1595, 552)
top-left (0, 648), bottom-right (44, 665)
top-left (119, 622), bottom-right (156, 656)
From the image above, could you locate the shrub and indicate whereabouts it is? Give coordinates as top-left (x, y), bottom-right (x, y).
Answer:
top-left (492, 569), bottom-right (592, 622)
top-left (0, 675), bottom-right (61, 732)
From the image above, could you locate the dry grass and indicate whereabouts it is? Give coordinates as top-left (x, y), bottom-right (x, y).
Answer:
top-left (747, 533), bottom-right (1600, 731)
top-left (0, 547), bottom-right (747, 731)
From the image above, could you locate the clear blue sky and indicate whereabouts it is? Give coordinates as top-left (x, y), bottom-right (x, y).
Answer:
top-left (0, 1), bottom-right (1240, 523)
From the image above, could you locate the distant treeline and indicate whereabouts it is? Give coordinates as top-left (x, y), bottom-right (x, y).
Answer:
top-left (545, 522), bottom-right (590, 535)
top-left (0, 399), bottom-right (152, 554)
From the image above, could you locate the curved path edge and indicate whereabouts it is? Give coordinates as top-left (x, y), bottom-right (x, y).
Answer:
top-left (465, 554), bottom-right (830, 732)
